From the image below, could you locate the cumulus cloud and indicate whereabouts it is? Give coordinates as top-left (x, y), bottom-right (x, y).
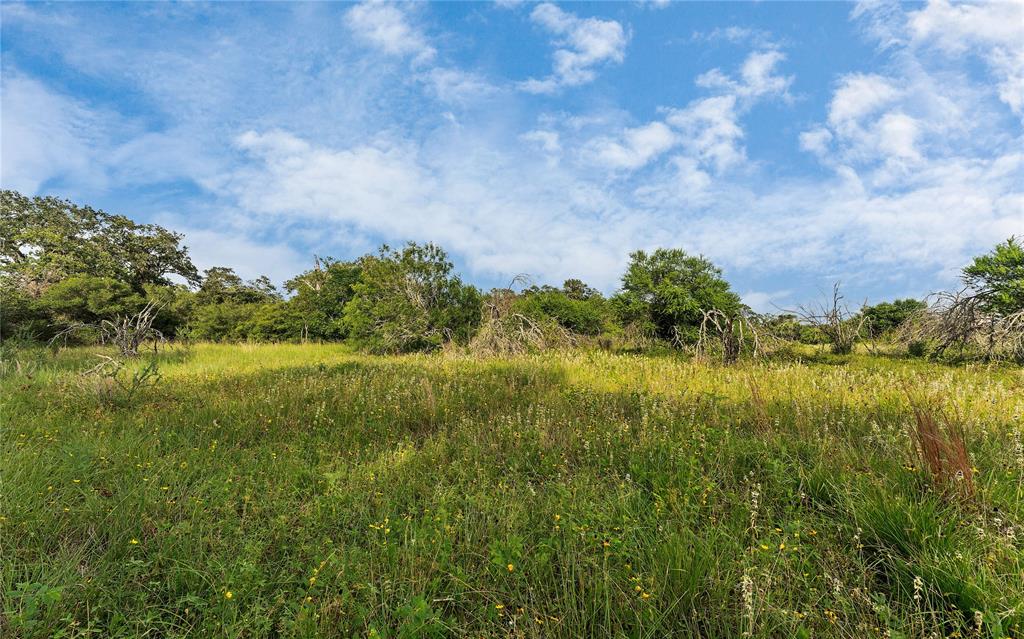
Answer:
top-left (520, 3), bottom-right (628, 93)
top-left (344, 1), bottom-right (436, 65)
top-left (698, 49), bottom-right (792, 99)
top-left (827, 73), bottom-right (901, 129)
top-left (587, 48), bottom-right (790, 173)
top-left (587, 122), bottom-right (676, 170)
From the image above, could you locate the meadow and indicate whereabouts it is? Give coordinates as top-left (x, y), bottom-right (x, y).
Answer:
top-left (2, 343), bottom-right (1022, 638)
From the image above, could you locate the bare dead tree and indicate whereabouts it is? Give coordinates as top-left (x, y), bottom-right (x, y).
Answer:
top-left (468, 275), bottom-right (577, 356)
top-left (49, 302), bottom-right (165, 358)
top-left (102, 302), bottom-right (164, 357)
top-left (695, 309), bottom-right (777, 364)
top-left (790, 283), bottom-right (867, 355)
top-left (899, 288), bottom-right (1024, 361)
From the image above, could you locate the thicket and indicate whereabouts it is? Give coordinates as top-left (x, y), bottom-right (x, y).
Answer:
top-left (2, 190), bottom-right (1021, 361)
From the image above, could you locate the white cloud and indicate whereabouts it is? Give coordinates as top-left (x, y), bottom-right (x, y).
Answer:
top-left (692, 26), bottom-right (778, 49)
top-left (665, 95), bottom-right (745, 172)
top-left (520, 3), bottom-right (628, 93)
top-left (907, 0), bottom-right (1024, 115)
top-left (587, 121), bottom-right (676, 170)
top-left (875, 111), bottom-right (920, 160)
top-left (0, 73), bottom-right (108, 193)
top-left (421, 67), bottom-right (500, 105)
top-left (344, 1), bottom-right (436, 65)
top-left (741, 289), bottom-right (791, 313)
top-left (827, 73), bottom-right (900, 129)
top-left (521, 129), bottom-right (561, 154)
top-left (591, 48), bottom-right (790, 174)
top-left (176, 226), bottom-right (309, 285)
top-left (799, 127), bottom-right (832, 156)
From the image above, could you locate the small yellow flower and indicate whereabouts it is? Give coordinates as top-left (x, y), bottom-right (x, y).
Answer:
top-left (760, 544), bottom-right (769, 550)
top-left (779, 543), bottom-right (786, 550)
top-left (225, 591), bottom-right (233, 600)
top-left (641, 592), bottom-right (651, 599)
top-left (495, 604), bottom-right (504, 610)
top-left (506, 563), bottom-right (515, 572)
top-left (129, 538), bottom-right (139, 545)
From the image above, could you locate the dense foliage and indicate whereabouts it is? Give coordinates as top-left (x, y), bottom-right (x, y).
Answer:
top-left (862, 298), bottom-right (927, 336)
top-left (962, 236), bottom-right (1024, 316)
top-left (342, 243), bottom-right (481, 353)
top-left (512, 280), bottom-right (610, 336)
top-left (2, 190), bottom-right (1019, 360)
top-left (612, 248), bottom-right (742, 343)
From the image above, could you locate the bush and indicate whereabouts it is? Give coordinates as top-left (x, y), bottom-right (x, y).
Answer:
top-left (612, 248), bottom-right (741, 346)
top-left (39, 275), bottom-right (144, 325)
top-left (344, 243), bottom-right (481, 353)
top-left (239, 302), bottom-right (307, 342)
top-left (188, 302), bottom-right (261, 342)
top-left (908, 340), bottom-right (929, 357)
top-left (512, 284), bottom-right (608, 336)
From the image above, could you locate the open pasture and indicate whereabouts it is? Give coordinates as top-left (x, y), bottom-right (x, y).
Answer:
top-left (2, 344), bottom-right (1022, 638)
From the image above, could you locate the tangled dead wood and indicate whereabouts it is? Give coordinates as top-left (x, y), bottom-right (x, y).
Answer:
top-left (50, 302), bottom-right (165, 357)
top-left (468, 276), bottom-right (577, 356)
top-left (695, 309), bottom-right (766, 364)
top-left (789, 283), bottom-right (867, 355)
top-left (899, 288), bottom-right (1024, 361)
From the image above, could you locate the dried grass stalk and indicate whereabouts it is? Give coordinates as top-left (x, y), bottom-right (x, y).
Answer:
top-left (904, 389), bottom-right (974, 500)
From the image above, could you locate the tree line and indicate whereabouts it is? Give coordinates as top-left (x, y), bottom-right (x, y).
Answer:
top-left (2, 190), bottom-right (1021, 359)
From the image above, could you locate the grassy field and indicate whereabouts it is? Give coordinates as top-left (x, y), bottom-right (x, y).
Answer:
top-left (2, 343), bottom-right (1023, 638)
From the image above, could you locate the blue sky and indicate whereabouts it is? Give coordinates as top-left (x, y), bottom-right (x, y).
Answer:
top-left (2, 0), bottom-right (1022, 310)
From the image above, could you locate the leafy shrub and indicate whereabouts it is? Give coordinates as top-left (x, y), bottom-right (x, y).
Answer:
top-left (344, 243), bottom-right (481, 353)
top-left (512, 282), bottom-right (609, 335)
top-left (612, 248), bottom-right (741, 345)
top-left (188, 301), bottom-right (261, 341)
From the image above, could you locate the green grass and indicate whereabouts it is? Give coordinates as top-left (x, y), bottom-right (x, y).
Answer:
top-left (2, 343), bottom-right (1022, 638)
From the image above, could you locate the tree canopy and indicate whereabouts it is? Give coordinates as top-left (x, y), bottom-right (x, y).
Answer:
top-left (962, 236), bottom-right (1024, 316)
top-left (612, 248), bottom-right (742, 342)
top-left (343, 243), bottom-right (481, 353)
top-left (1, 190), bottom-right (199, 294)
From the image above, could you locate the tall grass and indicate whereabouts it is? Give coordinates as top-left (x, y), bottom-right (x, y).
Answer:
top-left (2, 343), bottom-right (1021, 637)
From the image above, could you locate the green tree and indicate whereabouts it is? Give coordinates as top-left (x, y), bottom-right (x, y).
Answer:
top-left (343, 243), bottom-right (481, 353)
top-left (1, 190), bottom-right (199, 294)
top-left (962, 237), bottom-right (1024, 316)
top-left (285, 258), bottom-right (362, 340)
top-left (612, 249), bottom-right (741, 343)
top-left (39, 276), bottom-right (145, 325)
top-left (194, 267), bottom-right (280, 306)
top-left (188, 302), bottom-right (261, 342)
top-left (238, 303), bottom-right (307, 342)
top-left (0, 276), bottom-right (49, 340)
top-left (862, 298), bottom-right (927, 336)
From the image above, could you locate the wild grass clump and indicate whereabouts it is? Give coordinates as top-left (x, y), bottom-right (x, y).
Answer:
top-left (905, 392), bottom-right (974, 500)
